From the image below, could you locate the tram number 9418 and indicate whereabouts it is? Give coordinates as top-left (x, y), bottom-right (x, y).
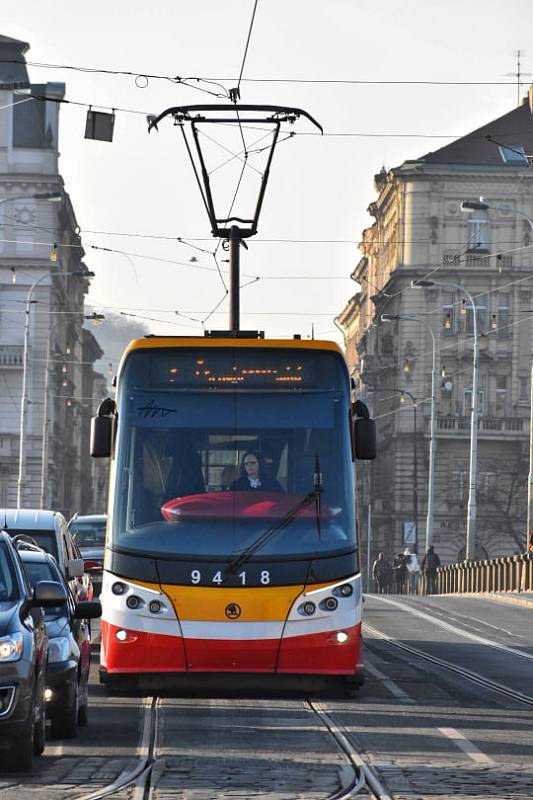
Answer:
top-left (190, 569), bottom-right (271, 586)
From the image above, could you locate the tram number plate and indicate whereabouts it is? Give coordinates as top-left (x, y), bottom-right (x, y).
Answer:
top-left (190, 569), bottom-right (271, 586)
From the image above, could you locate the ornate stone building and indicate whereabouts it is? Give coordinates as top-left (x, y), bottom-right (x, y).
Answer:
top-left (0, 34), bottom-right (106, 515)
top-left (338, 92), bottom-right (533, 564)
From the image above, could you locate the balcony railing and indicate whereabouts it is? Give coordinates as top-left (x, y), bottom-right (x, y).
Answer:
top-left (0, 345), bottom-right (23, 367)
top-left (435, 416), bottom-right (527, 435)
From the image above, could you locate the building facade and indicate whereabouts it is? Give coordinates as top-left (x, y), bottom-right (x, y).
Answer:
top-left (0, 34), bottom-right (106, 515)
top-left (338, 94), bottom-right (533, 564)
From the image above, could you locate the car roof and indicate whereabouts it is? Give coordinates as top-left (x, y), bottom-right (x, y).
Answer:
top-left (70, 514), bottom-right (106, 524)
top-left (18, 548), bottom-right (55, 564)
top-left (0, 508), bottom-right (66, 531)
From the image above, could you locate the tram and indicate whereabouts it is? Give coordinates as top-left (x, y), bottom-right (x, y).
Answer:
top-left (91, 335), bottom-right (375, 685)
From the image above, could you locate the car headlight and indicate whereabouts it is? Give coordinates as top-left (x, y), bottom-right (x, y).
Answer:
top-left (0, 633), bottom-right (23, 662)
top-left (48, 636), bottom-right (70, 663)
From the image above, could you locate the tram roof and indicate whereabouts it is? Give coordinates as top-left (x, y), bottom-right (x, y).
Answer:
top-left (116, 337), bottom-right (346, 377)
top-left (122, 337), bottom-right (343, 355)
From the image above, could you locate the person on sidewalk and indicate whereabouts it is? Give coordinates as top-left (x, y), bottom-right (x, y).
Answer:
top-left (404, 547), bottom-right (420, 594)
top-left (421, 545), bottom-right (441, 594)
top-left (372, 552), bottom-right (392, 594)
top-left (393, 552), bottom-right (409, 594)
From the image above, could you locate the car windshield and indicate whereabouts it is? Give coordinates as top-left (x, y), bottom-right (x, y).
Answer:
top-left (23, 559), bottom-right (64, 615)
top-left (70, 519), bottom-right (106, 547)
top-left (0, 542), bottom-right (19, 602)
top-left (112, 348), bottom-right (356, 560)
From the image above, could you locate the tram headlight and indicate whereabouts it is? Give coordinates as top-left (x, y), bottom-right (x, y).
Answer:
top-left (149, 600), bottom-right (163, 614)
top-left (333, 583), bottom-right (353, 598)
top-left (320, 597), bottom-right (338, 612)
top-left (112, 581), bottom-right (127, 595)
top-left (299, 601), bottom-right (316, 616)
top-left (126, 595), bottom-right (143, 610)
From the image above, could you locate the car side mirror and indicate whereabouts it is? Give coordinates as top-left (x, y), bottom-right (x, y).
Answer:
top-left (32, 580), bottom-right (67, 608)
top-left (73, 600), bottom-right (102, 620)
top-left (90, 397), bottom-right (116, 458)
top-left (352, 400), bottom-right (377, 460)
top-left (67, 558), bottom-right (84, 579)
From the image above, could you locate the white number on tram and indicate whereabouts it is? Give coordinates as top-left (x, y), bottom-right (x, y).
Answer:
top-left (212, 570), bottom-right (223, 584)
top-left (191, 570), bottom-right (201, 584)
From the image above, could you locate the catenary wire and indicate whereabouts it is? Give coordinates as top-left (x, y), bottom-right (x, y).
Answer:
top-left (1, 59), bottom-right (520, 86)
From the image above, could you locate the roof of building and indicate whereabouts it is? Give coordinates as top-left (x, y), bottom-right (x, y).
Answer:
top-left (0, 33), bottom-right (29, 88)
top-left (416, 95), bottom-right (533, 167)
top-left (0, 34), bottom-right (29, 50)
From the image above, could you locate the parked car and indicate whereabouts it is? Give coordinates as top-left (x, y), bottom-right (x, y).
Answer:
top-left (0, 508), bottom-right (92, 602)
top-left (68, 514), bottom-right (106, 597)
top-left (17, 544), bottom-right (101, 738)
top-left (0, 532), bottom-right (66, 771)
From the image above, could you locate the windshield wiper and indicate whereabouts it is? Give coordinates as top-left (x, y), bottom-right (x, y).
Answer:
top-left (223, 454), bottom-right (323, 580)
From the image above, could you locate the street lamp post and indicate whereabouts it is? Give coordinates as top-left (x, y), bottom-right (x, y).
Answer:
top-left (382, 314), bottom-right (437, 554)
top-left (0, 192), bottom-right (61, 208)
top-left (463, 198), bottom-right (533, 554)
top-left (375, 387), bottom-right (419, 552)
top-left (17, 269), bottom-right (94, 507)
top-left (412, 278), bottom-right (479, 561)
top-left (39, 319), bottom-right (61, 509)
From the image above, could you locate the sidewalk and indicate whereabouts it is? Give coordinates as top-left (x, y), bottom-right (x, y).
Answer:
top-left (460, 591), bottom-right (533, 609)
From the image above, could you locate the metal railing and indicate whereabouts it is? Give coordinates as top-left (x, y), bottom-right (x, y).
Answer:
top-left (436, 554), bottom-right (533, 594)
top-left (0, 345), bottom-right (23, 367)
top-left (435, 416), bottom-right (526, 434)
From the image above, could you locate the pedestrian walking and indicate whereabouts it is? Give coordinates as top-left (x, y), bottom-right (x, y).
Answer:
top-left (393, 552), bottom-right (409, 594)
top-left (421, 545), bottom-right (441, 594)
top-left (372, 552), bottom-right (392, 594)
top-left (404, 548), bottom-right (420, 594)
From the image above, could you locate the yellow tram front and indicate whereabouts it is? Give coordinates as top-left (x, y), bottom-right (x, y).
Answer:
top-left (98, 338), bottom-right (365, 684)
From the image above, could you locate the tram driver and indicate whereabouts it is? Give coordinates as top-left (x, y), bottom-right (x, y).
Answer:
top-left (229, 451), bottom-right (284, 493)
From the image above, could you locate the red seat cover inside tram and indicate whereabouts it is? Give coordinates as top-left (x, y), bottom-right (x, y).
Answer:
top-left (161, 491), bottom-right (332, 522)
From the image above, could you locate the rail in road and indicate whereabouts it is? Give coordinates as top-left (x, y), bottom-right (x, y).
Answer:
top-left (1, 594), bottom-right (532, 799)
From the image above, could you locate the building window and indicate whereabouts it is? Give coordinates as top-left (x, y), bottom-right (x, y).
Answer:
top-left (495, 376), bottom-right (507, 416)
top-left (499, 144), bottom-right (528, 165)
top-left (466, 210), bottom-right (490, 252)
top-left (497, 293), bottom-right (510, 337)
top-left (452, 470), bottom-right (467, 503)
top-left (479, 472), bottom-right (496, 495)
top-left (464, 388), bottom-right (485, 415)
top-left (519, 375), bottom-right (529, 402)
top-left (464, 302), bottom-right (487, 335)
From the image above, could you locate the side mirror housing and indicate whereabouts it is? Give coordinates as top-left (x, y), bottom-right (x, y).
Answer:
top-left (90, 397), bottom-right (116, 458)
top-left (67, 558), bottom-right (84, 579)
top-left (73, 600), bottom-right (102, 620)
top-left (32, 580), bottom-right (67, 608)
top-left (352, 400), bottom-right (377, 460)
top-left (354, 418), bottom-right (377, 460)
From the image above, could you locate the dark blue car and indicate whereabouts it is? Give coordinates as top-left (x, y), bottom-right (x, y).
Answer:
top-left (0, 532), bottom-right (65, 771)
top-left (18, 545), bottom-right (101, 738)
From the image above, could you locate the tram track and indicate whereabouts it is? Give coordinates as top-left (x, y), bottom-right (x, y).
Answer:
top-left (76, 696), bottom-right (160, 800)
top-left (72, 693), bottom-right (376, 800)
top-left (364, 621), bottom-right (533, 709)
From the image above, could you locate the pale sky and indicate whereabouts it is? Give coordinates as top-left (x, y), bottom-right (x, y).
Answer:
top-left (4, 0), bottom-right (533, 360)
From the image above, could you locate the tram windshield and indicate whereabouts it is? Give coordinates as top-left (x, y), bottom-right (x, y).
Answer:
top-left (111, 347), bottom-right (356, 560)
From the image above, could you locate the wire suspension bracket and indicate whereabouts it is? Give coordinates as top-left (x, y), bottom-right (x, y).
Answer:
top-left (148, 104), bottom-right (322, 336)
